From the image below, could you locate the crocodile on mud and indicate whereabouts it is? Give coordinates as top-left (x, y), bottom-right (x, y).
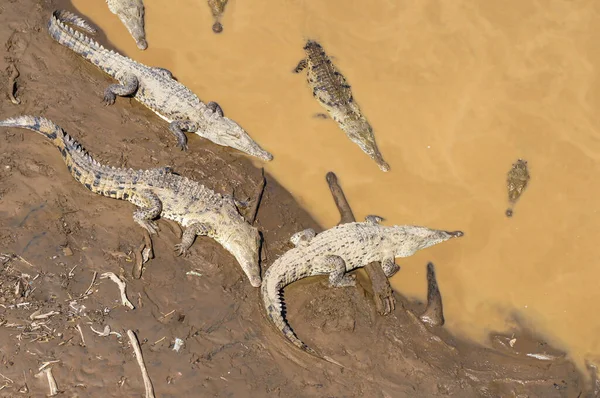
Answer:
top-left (207, 0), bottom-right (229, 33)
top-left (48, 10), bottom-right (273, 161)
top-left (261, 216), bottom-right (463, 357)
top-left (0, 116), bottom-right (263, 287)
top-left (506, 159), bottom-right (530, 217)
top-left (106, 0), bottom-right (147, 50)
top-left (294, 40), bottom-right (390, 172)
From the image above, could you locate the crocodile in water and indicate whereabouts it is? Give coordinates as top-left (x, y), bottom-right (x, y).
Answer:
top-left (48, 10), bottom-right (273, 161)
top-left (261, 215), bottom-right (463, 356)
top-left (207, 0), bottom-right (228, 33)
top-left (0, 116), bottom-right (263, 287)
top-left (294, 40), bottom-right (390, 172)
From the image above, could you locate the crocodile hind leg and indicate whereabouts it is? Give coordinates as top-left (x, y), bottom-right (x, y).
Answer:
top-left (293, 59), bottom-right (307, 73)
top-left (174, 222), bottom-right (211, 256)
top-left (132, 190), bottom-right (162, 234)
top-left (382, 257), bottom-right (400, 277)
top-left (103, 73), bottom-right (139, 105)
top-left (207, 101), bottom-right (224, 117)
top-left (320, 255), bottom-right (356, 287)
top-left (168, 120), bottom-right (198, 151)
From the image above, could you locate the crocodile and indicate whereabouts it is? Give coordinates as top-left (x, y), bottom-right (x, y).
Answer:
top-left (47, 10), bottom-right (273, 161)
top-left (207, 0), bottom-right (228, 33)
top-left (0, 116), bottom-right (263, 287)
top-left (261, 215), bottom-right (463, 356)
top-left (506, 159), bottom-right (530, 217)
top-left (106, 0), bottom-right (147, 50)
top-left (294, 40), bottom-right (390, 172)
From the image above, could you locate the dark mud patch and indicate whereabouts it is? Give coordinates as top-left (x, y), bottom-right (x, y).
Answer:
top-left (0, 1), bottom-right (594, 396)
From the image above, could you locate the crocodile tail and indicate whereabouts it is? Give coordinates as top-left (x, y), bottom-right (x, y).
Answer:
top-left (261, 275), bottom-right (318, 356)
top-left (0, 115), bottom-right (101, 174)
top-left (48, 10), bottom-right (105, 57)
top-left (52, 10), bottom-right (97, 34)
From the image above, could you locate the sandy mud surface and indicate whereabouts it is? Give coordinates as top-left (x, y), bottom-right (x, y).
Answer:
top-left (0, 1), bottom-right (595, 396)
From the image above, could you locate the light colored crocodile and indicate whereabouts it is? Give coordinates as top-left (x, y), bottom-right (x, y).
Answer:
top-left (106, 0), bottom-right (147, 50)
top-left (294, 40), bottom-right (390, 172)
top-left (262, 216), bottom-right (463, 356)
top-left (0, 116), bottom-right (263, 287)
top-left (47, 10), bottom-right (273, 161)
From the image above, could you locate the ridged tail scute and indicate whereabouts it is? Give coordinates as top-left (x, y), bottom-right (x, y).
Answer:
top-left (261, 278), bottom-right (319, 356)
top-left (52, 10), bottom-right (97, 34)
top-left (48, 10), bottom-right (108, 57)
top-left (0, 115), bottom-right (101, 179)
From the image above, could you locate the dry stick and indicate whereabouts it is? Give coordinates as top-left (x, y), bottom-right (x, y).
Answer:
top-left (7, 63), bottom-right (20, 105)
top-left (127, 330), bottom-right (155, 398)
top-left (248, 168), bottom-right (266, 224)
top-left (419, 262), bottom-right (445, 326)
top-left (35, 367), bottom-right (58, 396)
top-left (325, 172), bottom-right (396, 315)
top-left (133, 230), bottom-right (153, 279)
top-left (100, 272), bottom-right (135, 309)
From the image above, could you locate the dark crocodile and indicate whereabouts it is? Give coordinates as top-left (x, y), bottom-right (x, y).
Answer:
top-left (294, 40), bottom-right (389, 172)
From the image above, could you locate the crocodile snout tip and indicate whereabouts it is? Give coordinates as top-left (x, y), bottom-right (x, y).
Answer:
top-left (259, 152), bottom-right (274, 162)
top-left (136, 38), bottom-right (148, 50)
top-left (448, 230), bottom-right (464, 238)
top-left (378, 161), bottom-right (390, 172)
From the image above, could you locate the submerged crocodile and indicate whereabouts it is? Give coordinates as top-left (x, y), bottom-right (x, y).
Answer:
top-left (207, 0), bottom-right (229, 33)
top-left (106, 0), bottom-right (147, 50)
top-left (506, 159), bottom-right (530, 217)
top-left (294, 40), bottom-right (390, 172)
top-left (0, 116), bottom-right (263, 287)
top-left (261, 216), bottom-right (463, 356)
top-left (48, 10), bottom-right (273, 161)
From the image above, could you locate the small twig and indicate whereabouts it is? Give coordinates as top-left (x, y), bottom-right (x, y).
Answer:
top-left (90, 324), bottom-right (121, 338)
top-left (7, 63), bottom-right (20, 105)
top-left (76, 324), bottom-right (86, 346)
top-left (248, 168), bottom-right (266, 224)
top-left (133, 231), bottom-right (153, 279)
top-left (29, 310), bottom-right (59, 320)
top-left (35, 367), bottom-right (58, 396)
top-left (71, 272), bottom-right (97, 300)
top-left (127, 330), bottom-right (155, 398)
top-left (0, 372), bottom-right (13, 384)
top-left (38, 361), bottom-right (60, 372)
top-left (100, 272), bottom-right (135, 309)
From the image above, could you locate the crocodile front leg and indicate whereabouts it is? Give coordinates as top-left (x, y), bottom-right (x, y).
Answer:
top-left (293, 59), bottom-right (307, 73)
top-left (320, 255), bottom-right (356, 287)
top-left (168, 120), bottom-right (198, 151)
top-left (174, 222), bottom-right (211, 256)
top-left (103, 73), bottom-right (139, 105)
top-left (207, 101), bottom-right (224, 117)
top-left (382, 257), bottom-right (400, 277)
top-left (132, 190), bottom-right (162, 234)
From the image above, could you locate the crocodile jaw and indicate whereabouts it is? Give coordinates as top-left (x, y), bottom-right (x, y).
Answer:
top-left (106, 0), bottom-right (147, 50)
top-left (201, 116), bottom-right (273, 162)
top-left (392, 226), bottom-right (464, 257)
top-left (218, 224), bottom-right (262, 287)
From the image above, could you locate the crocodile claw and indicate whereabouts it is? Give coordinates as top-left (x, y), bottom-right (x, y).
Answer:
top-left (174, 244), bottom-right (188, 256)
top-left (103, 91), bottom-right (117, 106)
top-left (140, 220), bottom-right (159, 235)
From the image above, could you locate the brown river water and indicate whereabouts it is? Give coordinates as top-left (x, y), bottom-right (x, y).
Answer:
top-left (71, 0), bottom-right (600, 370)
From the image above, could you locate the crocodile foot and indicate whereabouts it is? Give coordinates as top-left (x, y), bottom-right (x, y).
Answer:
top-left (139, 220), bottom-right (159, 235)
top-left (103, 91), bottom-right (117, 106)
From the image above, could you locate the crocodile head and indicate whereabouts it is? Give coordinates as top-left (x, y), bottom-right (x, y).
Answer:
top-left (216, 219), bottom-right (262, 287)
top-left (343, 117), bottom-right (389, 172)
top-left (106, 0), bottom-right (147, 50)
top-left (391, 226), bottom-right (464, 257)
top-left (203, 115), bottom-right (273, 162)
